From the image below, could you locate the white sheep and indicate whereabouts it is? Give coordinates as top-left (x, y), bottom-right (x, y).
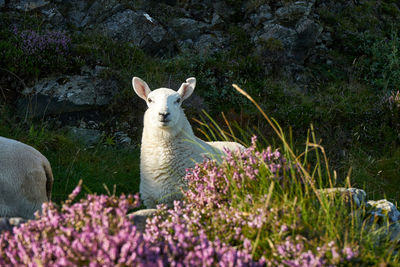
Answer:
top-left (133, 76), bottom-right (244, 208)
top-left (0, 136), bottom-right (54, 219)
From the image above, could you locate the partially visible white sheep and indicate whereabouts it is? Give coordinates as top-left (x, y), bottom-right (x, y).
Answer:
top-left (0, 136), bottom-right (54, 219)
top-left (133, 76), bottom-right (244, 208)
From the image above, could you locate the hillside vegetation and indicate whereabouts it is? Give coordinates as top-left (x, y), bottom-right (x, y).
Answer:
top-left (0, 0), bottom-right (400, 264)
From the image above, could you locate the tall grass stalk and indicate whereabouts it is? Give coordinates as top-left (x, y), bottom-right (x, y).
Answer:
top-left (232, 84), bottom-right (333, 216)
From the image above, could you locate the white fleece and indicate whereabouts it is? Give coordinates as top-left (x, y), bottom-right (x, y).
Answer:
top-left (133, 77), bottom-right (244, 208)
top-left (0, 136), bottom-right (53, 219)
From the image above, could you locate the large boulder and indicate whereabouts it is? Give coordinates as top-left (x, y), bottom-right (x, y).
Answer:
top-left (248, 4), bottom-right (273, 27)
top-left (170, 18), bottom-right (209, 40)
top-left (275, 1), bottom-right (310, 26)
top-left (317, 187), bottom-right (367, 207)
top-left (92, 9), bottom-right (175, 56)
top-left (293, 18), bottom-right (323, 63)
top-left (367, 199), bottom-right (400, 223)
top-left (18, 67), bottom-right (119, 118)
top-left (7, 0), bottom-right (50, 12)
top-left (363, 199), bottom-right (400, 243)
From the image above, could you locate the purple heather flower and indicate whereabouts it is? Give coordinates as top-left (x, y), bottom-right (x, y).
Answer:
top-left (0, 136), bottom-right (359, 266)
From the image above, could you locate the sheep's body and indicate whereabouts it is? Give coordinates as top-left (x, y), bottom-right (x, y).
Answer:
top-left (207, 141), bottom-right (245, 153)
top-left (0, 136), bottom-right (53, 219)
top-left (133, 77), bottom-right (244, 208)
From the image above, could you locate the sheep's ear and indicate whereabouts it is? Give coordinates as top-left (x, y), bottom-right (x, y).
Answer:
top-left (132, 77), bottom-right (151, 101)
top-left (177, 77), bottom-right (196, 101)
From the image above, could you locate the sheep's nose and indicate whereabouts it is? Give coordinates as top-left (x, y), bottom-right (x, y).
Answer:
top-left (159, 112), bottom-right (170, 119)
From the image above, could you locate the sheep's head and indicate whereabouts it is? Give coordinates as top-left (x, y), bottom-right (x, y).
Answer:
top-left (133, 77), bottom-right (196, 132)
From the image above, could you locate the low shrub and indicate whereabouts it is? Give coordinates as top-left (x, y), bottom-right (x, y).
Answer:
top-left (0, 25), bottom-right (80, 81)
top-left (0, 137), bottom-right (362, 266)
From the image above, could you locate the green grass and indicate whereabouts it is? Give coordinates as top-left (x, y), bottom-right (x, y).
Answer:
top-left (181, 86), bottom-right (400, 265)
top-left (0, 0), bottom-right (399, 207)
top-left (348, 147), bottom-right (400, 203)
top-left (0, 116), bottom-right (140, 204)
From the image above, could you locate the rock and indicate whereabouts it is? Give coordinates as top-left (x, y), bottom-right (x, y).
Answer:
top-left (211, 12), bottom-right (223, 26)
top-left (129, 209), bottom-right (157, 232)
top-left (0, 218), bottom-right (11, 233)
top-left (8, 217), bottom-right (27, 226)
top-left (84, 0), bottom-right (123, 26)
top-left (61, 0), bottom-right (90, 28)
top-left (389, 222), bottom-right (400, 242)
top-left (0, 0), bottom-right (5, 8)
top-left (170, 18), bottom-right (209, 40)
top-left (367, 199), bottom-right (400, 222)
top-left (357, 200), bottom-right (400, 243)
top-left (0, 217), bottom-right (27, 234)
top-left (258, 24), bottom-right (297, 49)
top-left (114, 131), bottom-right (133, 147)
top-left (249, 4), bottom-right (273, 27)
top-left (41, 7), bottom-right (65, 29)
top-left (68, 127), bottom-right (103, 146)
top-left (317, 187), bottom-right (367, 207)
top-left (213, 1), bottom-right (236, 20)
top-left (276, 1), bottom-right (309, 26)
top-left (193, 33), bottom-right (226, 55)
top-left (18, 67), bottom-right (119, 118)
top-left (293, 18), bottom-right (323, 63)
top-left (8, 0), bottom-right (50, 12)
top-left (93, 9), bottom-right (175, 55)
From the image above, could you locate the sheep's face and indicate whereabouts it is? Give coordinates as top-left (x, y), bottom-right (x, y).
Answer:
top-left (146, 88), bottom-right (183, 129)
top-left (132, 77), bottom-right (196, 132)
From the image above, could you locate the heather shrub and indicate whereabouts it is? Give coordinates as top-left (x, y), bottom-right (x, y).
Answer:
top-left (0, 136), bottom-right (362, 266)
top-left (0, 182), bottom-right (264, 266)
top-left (178, 137), bottom-right (359, 265)
top-left (11, 26), bottom-right (71, 56)
top-left (0, 26), bottom-right (80, 80)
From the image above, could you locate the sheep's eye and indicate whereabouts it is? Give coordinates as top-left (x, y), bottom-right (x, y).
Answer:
top-left (176, 98), bottom-right (181, 104)
top-left (148, 98), bottom-right (153, 103)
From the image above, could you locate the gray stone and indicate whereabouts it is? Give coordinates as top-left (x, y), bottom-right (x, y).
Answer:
top-left (276, 1), bottom-right (308, 25)
top-left (213, 1), bottom-right (236, 20)
top-left (389, 222), bottom-right (400, 242)
top-left (68, 127), bottom-right (103, 146)
top-left (96, 10), bottom-right (157, 42)
top-left (60, 0), bottom-right (122, 28)
top-left (0, 0), bottom-right (5, 8)
top-left (249, 4), bottom-right (273, 27)
top-left (367, 199), bottom-right (400, 222)
top-left (84, 0), bottom-right (123, 26)
top-left (317, 187), bottom-right (367, 207)
top-left (9, 0), bottom-right (50, 11)
top-left (0, 217), bottom-right (26, 234)
top-left (129, 209), bottom-right (157, 232)
top-left (114, 131), bottom-right (132, 147)
top-left (93, 9), bottom-right (173, 55)
top-left (293, 18), bottom-right (323, 63)
top-left (40, 5), bottom-right (71, 31)
top-left (170, 18), bottom-right (209, 40)
top-left (258, 24), bottom-right (297, 49)
top-left (193, 33), bottom-right (226, 55)
top-left (9, 217), bottom-right (26, 226)
top-left (41, 7), bottom-right (64, 22)
top-left (362, 218), bottom-right (400, 243)
top-left (63, 0), bottom-right (90, 28)
top-left (0, 218), bottom-right (11, 233)
top-left (211, 13), bottom-right (223, 26)
top-left (18, 68), bottom-right (119, 118)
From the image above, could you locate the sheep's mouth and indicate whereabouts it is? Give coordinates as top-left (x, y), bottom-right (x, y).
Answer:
top-left (159, 119), bottom-right (170, 125)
